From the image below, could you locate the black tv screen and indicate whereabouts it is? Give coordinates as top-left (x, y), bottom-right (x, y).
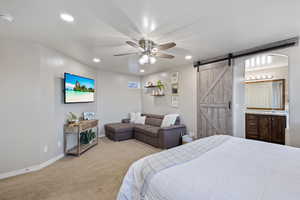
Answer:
top-left (64, 73), bottom-right (95, 103)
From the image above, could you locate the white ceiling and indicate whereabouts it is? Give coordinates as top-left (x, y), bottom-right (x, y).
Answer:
top-left (0, 0), bottom-right (299, 75)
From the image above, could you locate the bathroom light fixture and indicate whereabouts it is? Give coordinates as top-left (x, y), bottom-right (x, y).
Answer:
top-left (149, 56), bottom-right (156, 64)
top-left (140, 69), bottom-right (145, 73)
top-left (267, 56), bottom-right (272, 64)
top-left (60, 13), bottom-right (74, 23)
top-left (246, 74), bottom-right (273, 81)
top-left (261, 55), bottom-right (266, 65)
top-left (245, 60), bottom-right (250, 68)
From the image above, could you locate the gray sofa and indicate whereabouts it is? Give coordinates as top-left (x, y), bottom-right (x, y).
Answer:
top-left (105, 114), bottom-right (186, 149)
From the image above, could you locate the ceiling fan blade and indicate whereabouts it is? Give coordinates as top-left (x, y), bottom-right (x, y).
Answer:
top-left (126, 41), bottom-right (140, 48)
top-left (114, 52), bottom-right (139, 56)
top-left (157, 42), bottom-right (176, 50)
top-left (156, 52), bottom-right (175, 59)
top-left (87, 1), bottom-right (141, 40)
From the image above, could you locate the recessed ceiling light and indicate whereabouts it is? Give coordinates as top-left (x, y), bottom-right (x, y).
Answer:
top-left (0, 14), bottom-right (14, 22)
top-left (140, 69), bottom-right (145, 73)
top-left (185, 55), bottom-right (192, 60)
top-left (93, 58), bottom-right (101, 63)
top-left (60, 13), bottom-right (74, 23)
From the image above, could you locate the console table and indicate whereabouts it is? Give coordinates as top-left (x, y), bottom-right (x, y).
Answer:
top-left (64, 120), bottom-right (99, 156)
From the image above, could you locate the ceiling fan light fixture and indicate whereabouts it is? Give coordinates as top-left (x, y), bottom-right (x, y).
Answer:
top-left (139, 57), bottom-right (146, 65)
top-left (142, 54), bottom-right (149, 61)
top-left (149, 56), bottom-right (156, 64)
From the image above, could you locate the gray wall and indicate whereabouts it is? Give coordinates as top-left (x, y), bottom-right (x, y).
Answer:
top-left (97, 71), bottom-right (141, 135)
top-left (279, 47), bottom-right (300, 147)
top-left (141, 66), bottom-right (197, 137)
top-left (0, 39), bottom-right (141, 174)
top-left (0, 40), bottom-right (42, 173)
top-left (232, 57), bottom-right (246, 138)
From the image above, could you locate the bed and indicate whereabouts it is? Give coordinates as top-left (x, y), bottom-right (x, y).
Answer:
top-left (117, 135), bottom-right (300, 200)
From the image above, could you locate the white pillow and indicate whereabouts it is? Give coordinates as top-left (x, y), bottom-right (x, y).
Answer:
top-left (161, 114), bottom-right (179, 128)
top-left (129, 112), bottom-right (141, 123)
top-left (134, 116), bottom-right (146, 124)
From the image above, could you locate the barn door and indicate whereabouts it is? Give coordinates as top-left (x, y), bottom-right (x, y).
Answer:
top-left (197, 61), bottom-right (233, 138)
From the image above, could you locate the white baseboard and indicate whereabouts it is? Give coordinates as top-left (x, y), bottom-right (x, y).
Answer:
top-left (0, 153), bottom-right (64, 180)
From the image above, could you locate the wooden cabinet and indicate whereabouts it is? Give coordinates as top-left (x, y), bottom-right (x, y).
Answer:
top-left (64, 120), bottom-right (99, 156)
top-left (246, 114), bottom-right (286, 144)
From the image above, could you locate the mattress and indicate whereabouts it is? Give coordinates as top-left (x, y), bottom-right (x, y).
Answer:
top-left (117, 135), bottom-right (300, 200)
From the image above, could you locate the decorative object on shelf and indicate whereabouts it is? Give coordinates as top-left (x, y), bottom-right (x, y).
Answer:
top-left (145, 80), bottom-right (165, 96)
top-left (171, 72), bottom-right (179, 84)
top-left (83, 112), bottom-right (95, 120)
top-left (157, 80), bottom-right (165, 95)
top-left (67, 112), bottom-right (79, 124)
top-left (145, 81), bottom-right (154, 88)
top-left (171, 96), bottom-right (179, 107)
top-left (171, 83), bottom-right (179, 95)
top-left (80, 129), bottom-right (96, 144)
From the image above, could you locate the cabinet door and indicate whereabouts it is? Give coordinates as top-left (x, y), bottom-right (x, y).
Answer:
top-left (258, 115), bottom-right (272, 142)
top-left (246, 114), bottom-right (259, 139)
top-left (271, 116), bottom-right (286, 144)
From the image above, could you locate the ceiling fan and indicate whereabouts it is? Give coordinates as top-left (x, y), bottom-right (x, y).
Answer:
top-left (114, 39), bottom-right (176, 65)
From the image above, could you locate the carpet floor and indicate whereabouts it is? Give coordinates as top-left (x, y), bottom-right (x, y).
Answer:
top-left (0, 138), bottom-right (160, 200)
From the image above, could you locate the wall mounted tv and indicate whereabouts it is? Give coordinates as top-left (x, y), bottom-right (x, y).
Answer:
top-left (64, 73), bottom-right (95, 104)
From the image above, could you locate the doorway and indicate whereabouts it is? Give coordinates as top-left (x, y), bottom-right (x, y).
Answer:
top-left (242, 53), bottom-right (289, 144)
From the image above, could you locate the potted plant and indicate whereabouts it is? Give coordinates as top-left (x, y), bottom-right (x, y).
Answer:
top-left (157, 80), bottom-right (165, 95)
top-left (67, 112), bottom-right (79, 124)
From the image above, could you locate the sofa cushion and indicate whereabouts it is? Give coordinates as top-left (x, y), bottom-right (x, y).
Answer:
top-left (145, 117), bottom-right (162, 127)
top-left (105, 123), bottom-right (134, 133)
top-left (143, 114), bottom-right (164, 119)
top-left (134, 124), bottom-right (160, 137)
top-left (135, 116), bottom-right (146, 124)
top-left (161, 114), bottom-right (179, 128)
top-left (142, 114), bottom-right (164, 127)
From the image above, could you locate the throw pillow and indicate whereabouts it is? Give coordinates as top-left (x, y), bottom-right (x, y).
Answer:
top-left (129, 112), bottom-right (141, 123)
top-left (161, 114), bottom-right (179, 128)
top-left (134, 116), bottom-right (146, 124)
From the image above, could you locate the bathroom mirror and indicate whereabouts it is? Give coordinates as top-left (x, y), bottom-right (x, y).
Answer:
top-left (245, 79), bottom-right (285, 110)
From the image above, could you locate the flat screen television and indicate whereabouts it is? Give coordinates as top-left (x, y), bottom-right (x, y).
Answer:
top-left (64, 73), bottom-right (95, 104)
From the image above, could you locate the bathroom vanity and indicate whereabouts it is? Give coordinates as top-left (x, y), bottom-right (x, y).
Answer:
top-left (246, 113), bottom-right (286, 144)
top-left (245, 79), bottom-right (287, 144)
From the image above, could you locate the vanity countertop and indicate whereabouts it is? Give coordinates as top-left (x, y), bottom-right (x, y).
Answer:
top-left (245, 110), bottom-right (288, 116)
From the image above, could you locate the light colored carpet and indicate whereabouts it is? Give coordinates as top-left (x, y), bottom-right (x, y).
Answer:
top-left (0, 138), bottom-right (160, 200)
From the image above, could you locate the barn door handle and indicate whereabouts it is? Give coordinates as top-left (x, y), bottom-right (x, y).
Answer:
top-left (228, 101), bottom-right (232, 110)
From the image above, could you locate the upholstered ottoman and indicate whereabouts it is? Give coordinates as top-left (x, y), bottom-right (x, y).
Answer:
top-left (104, 123), bottom-right (134, 141)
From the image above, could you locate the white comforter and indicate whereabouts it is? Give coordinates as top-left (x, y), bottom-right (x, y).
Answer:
top-left (117, 136), bottom-right (300, 200)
